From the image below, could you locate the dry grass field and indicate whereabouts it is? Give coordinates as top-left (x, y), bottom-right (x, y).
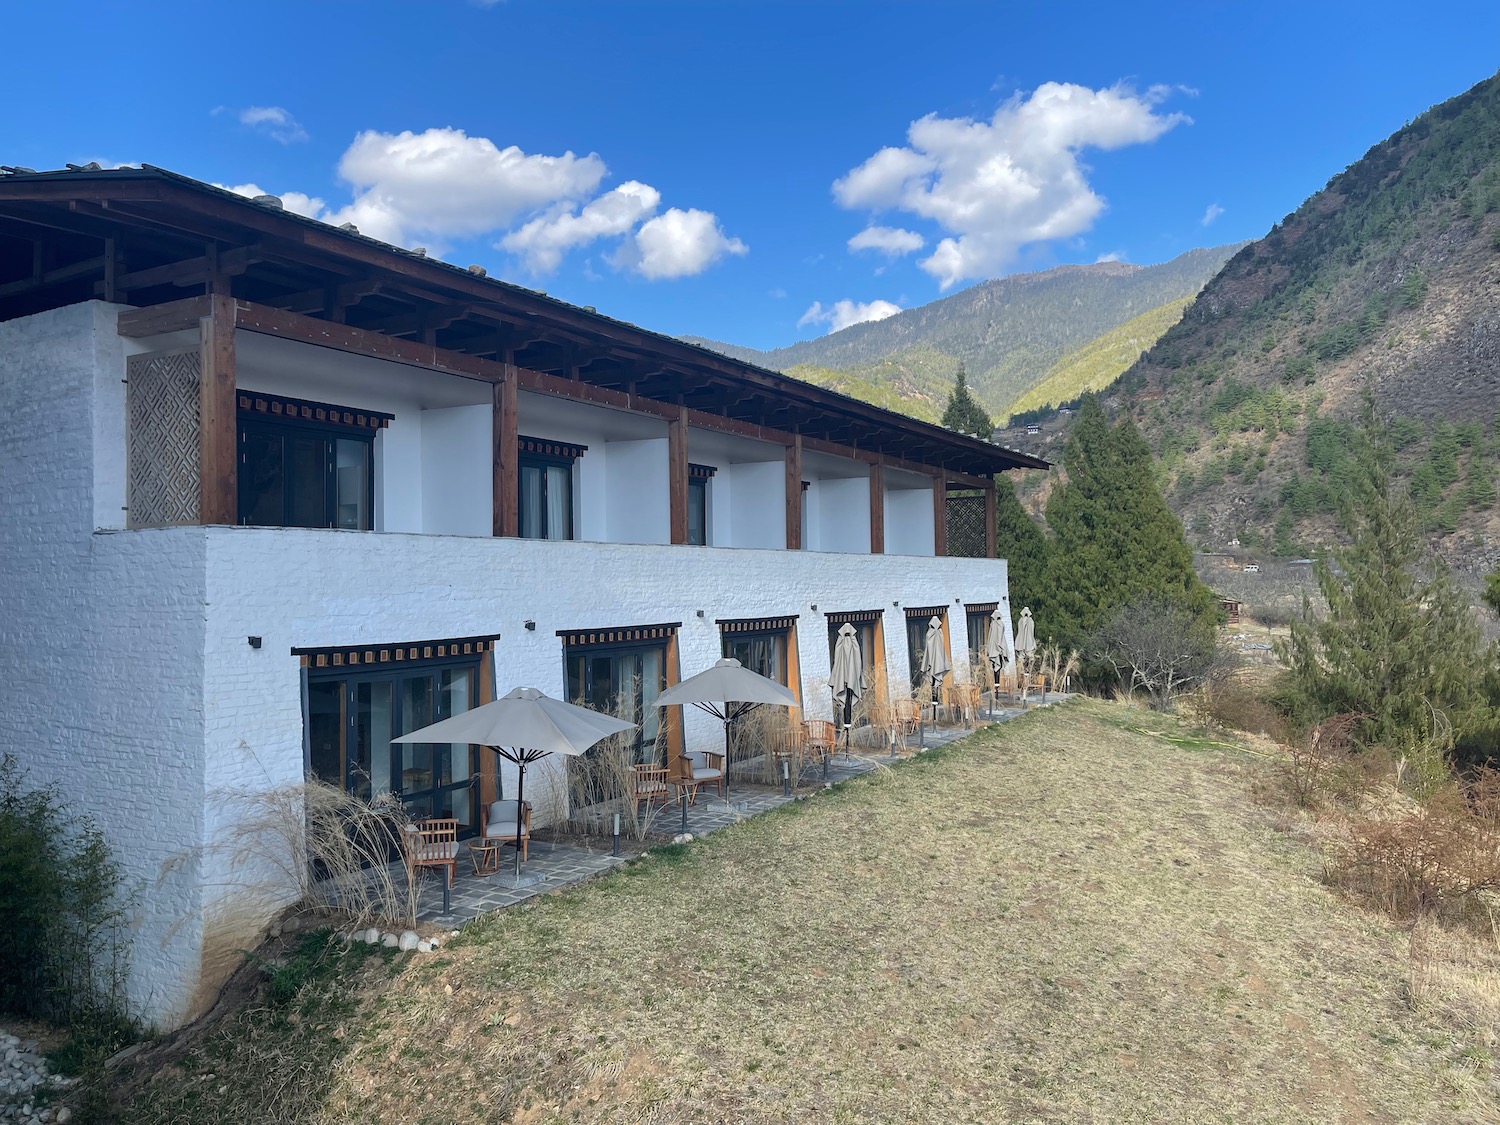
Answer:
top-left (123, 699), bottom-right (1500, 1124)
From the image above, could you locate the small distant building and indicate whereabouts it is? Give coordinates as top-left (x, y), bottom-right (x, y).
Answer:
top-left (1026, 424), bottom-right (1041, 436)
top-left (1220, 598), bottom-right (1242, 625)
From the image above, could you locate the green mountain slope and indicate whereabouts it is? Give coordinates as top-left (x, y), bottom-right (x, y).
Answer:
top-left (1113, 69), bottom-right (1500, 566)
top-left (1004, 297), bottom-right (1191, 421)
top-left (683, 244), bottom-right (1240, 417)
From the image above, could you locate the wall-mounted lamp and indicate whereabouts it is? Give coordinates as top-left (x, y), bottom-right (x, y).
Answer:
top-left (247, 635), bottom-right (262, 649)
top-left (810, 604), bottom-right (818, 612)
top-left (893, 601), bottom-right (900, 608)
top-left (524, 620), bottom-right (536, 632)
top-left (696, 609), bottom-right (705, 618)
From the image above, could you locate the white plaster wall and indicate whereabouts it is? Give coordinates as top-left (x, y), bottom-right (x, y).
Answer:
top-left (0, 302), bottom-right (209, 1030)
top-left (420, 405), bottom-right (491, 537)
top-left (885, 487), bottom-right (936, 556)
top-left (814, 476), bottom-right (870, 553)
top-left (727, 461), bottom-right (784, 549)
top-left (604, 438), bottom-right (669, 544)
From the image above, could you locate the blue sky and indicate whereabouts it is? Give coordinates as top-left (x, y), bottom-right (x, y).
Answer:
top-left (5, 1), bottom-right (1498, 349)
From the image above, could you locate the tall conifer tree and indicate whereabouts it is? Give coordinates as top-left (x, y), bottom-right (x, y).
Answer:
top-left (942, 363), bottom-right (993, 439)
top-left (993, 477), bottom-right (1048, 616)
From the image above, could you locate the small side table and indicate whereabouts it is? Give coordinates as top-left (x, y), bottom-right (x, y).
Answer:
top-left (467, 837), bottom-right (503, 876)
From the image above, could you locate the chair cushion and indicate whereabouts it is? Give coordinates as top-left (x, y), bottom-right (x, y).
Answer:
top-left (488, 800), bottom-right (522, 823)
top-left (412, 841), bottom-right (458, 861)
top-left (636, 780), bottom-right (669, 794)
top-left (691, 767), bottom-right (723, 781)
top-left (484, 822), bottom-right (527, 839)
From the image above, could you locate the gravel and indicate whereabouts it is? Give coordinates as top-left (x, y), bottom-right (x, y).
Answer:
top-left (0, 1030), bottom-right (74, 1125)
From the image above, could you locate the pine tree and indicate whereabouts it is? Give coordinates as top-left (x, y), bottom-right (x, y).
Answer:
top-left (1280, 398), bottom-right (1488, 790)
top-left (993, 477), bottom-right (1048, 615)
top-left (942, 364), bottom-right (993, 439)
top-left (1043, 396), bottom-right (1216, 649)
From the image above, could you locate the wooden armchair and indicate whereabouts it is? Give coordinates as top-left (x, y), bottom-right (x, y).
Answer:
top-left (803, 719), bottom-right (835, 765)
top-left (892, 699), bottom-right (920, 751)
top-left (401, 817), bottom-right (459, 893)
top-left (956, 683), bottom-right (982, 729)
top-left (672, 750), bottom-right (725, 805)
top-left (630, 764), bottom-right (672, 812)
top-left (480, 800), bottom-right (532, 861)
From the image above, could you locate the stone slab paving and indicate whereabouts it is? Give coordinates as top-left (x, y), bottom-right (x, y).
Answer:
top-left (415, 698), bottom-right (1068, 928)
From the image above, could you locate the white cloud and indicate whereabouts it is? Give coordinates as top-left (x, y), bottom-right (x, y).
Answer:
top-left (501, 180), bottom-right (661, 273)
top-left (1095, 250), bottom-right (1127, 263)
top-left (617, 208), bottom-right (747, 280)
top-left (223, 182), bottom-right (330, 221)
top-left (848, 225), bottom-right (925, 256)
top-left (239, 106), bottom-right (308, 145)
top-left (1201, 202), bottom-right (1225, 226)
top-left (834, 82), bottom-right (1189, 289)
top-left (798, 298), bottom-right (902, 334)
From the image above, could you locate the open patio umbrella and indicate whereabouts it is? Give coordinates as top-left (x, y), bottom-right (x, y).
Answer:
top-left (655, 657), bottom-right (798, 829)
top-left (829, 622), bottom-right (864, 754)
top-left (984, 604), bottom-right (1011, 714)
top-left (393, 686), bottom-right (637, 890)
top-left (919, 616), bottom-right (950, 704)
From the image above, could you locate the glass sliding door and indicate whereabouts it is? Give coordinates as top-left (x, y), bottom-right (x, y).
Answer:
top-left (564, 643), bottom-right (667, 765)
top-left (305, 660), bottom-right (479, 836)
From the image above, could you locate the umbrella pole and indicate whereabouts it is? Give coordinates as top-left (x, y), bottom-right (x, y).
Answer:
top-left (513, 760), bottom-right (526, 881)
top-left (723, 716), bottom-right (733, 803)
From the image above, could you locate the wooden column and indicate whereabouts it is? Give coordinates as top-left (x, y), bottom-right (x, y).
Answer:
top-left (492, 364), bottom-right (519, 537)
top-left (869, 463), bottom-right (885, 554)
top-left (785, 434), bottom-right (802, 550)
top-left (197, 290), bottom-right (237, 525)
top-left (933, 474), bottom-right (948, 557)
top-left (668, 411), bottom-right (689, 545)
top-left (984, 478), bottom-right (998, 559)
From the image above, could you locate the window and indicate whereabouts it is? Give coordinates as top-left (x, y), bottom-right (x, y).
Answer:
top-left (687, 464), bottom-right (715, 546)
top-left (562, 625), bottom-right (675, 765)
top-left (904, 606), bottom-right (948, 689)
top-left (720, 615), bottom-right (798, 687)
top-left (518, 436), bottom-right (584, 540)
top-left (826, 611), bottom-right (881, 723)
top-left (301, 635), bottom-right (495, 837)
top-left (965, 603), bottom-right (998, 666)
top-left (237, 392), bottom-right (388, 530)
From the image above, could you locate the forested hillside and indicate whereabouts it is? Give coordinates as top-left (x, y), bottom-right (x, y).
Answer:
top-left (684, 245), bottom-right (1238, 417)
top-left (1113, 69), bottom-right (1500, 576)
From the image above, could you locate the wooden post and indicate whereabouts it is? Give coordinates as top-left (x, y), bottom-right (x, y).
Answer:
top-left (493, 364), bottom-right (519, 537)
top-left (785, 434), bottom-right (802, 550)
top-left (984, 478), bottom-right (998, 559)
top-left (869, 462), bottom-right (885, 554)
top-left (933, 474), bottom-right (948, 557)
top-left (668, 411), bottom-right (689, 545)
top-left (197, 291), bottom-right (237, 524)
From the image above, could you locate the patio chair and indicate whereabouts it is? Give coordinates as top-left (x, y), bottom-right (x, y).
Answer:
top-left (479, 800), bottom-right (532, 861)
top-left (630, 764), bottom-right (672, 812)
top-left (892, 699), bottom-right (921, 750)
top-left (956, 683), bottom-right (982, 729)
top-left (401, 817), bottom-right (459, 906)
top-left (673, 749), bottom-right (725, 805)
top-left (803, 719), bottom-right (835, 766)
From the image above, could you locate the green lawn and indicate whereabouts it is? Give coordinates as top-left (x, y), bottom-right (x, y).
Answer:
top-left (123, 699), bottom-right (1499, 1124)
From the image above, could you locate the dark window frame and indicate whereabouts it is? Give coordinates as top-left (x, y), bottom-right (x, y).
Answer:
top-left (518, 449), bottom-right (576, 541)
top-left (237, 411), bottom-right (376, 531)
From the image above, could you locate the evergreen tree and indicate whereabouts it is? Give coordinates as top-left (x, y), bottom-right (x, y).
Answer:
top-left (993, 478), bottom-right (1048, 615)
top-left (1279, 398), bottom-right (1488, 791)
top-left (942, 364), bottom-right (994, 439)
top-left (1043, 397), bottom-right (1216, 650)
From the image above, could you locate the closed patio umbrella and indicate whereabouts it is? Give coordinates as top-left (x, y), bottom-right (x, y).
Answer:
top-left (985, 604), bottom-right (1011, 712)
top-left (393, 686), bottom-right (636, 890)
top-left (1015, 607), bottom-right (1037, 665)
top-left (655, 657), bottom-right (798, 828)
top-left (918, 616), bottom-right (950, 703)
top-left (829, 622), bottom-right (864, 752)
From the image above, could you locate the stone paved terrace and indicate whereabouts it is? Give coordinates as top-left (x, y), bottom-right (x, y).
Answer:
top-left (410, 699), bottom-right (1059, 926)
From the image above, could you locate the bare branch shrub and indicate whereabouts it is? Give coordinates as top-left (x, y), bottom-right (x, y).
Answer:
top-left (1090, 595), bottom-right (1236, 711)
top-left (563, 680), bottom-right (671, 841)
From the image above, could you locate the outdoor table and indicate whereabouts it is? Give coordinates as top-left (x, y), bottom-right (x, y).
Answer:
top-left (467, 837), bottom-right (504, 876)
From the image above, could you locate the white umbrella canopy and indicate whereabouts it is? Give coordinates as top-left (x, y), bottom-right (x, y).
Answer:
top-left (393, 686), bottom-right (637, 881)
top-left (830, 623), bottom-right (864, 730)
top-left (1015, 607), bottom-right (1037, 658)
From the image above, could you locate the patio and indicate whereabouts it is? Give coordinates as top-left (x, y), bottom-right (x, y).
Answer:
top-left (411, 704), bottom-right (1040, 924)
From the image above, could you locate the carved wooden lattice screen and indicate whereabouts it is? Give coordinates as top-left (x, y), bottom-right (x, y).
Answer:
top-left (126, 350), bottom-right (201, 528)
top-left (945, 490), bottom-right (986, 558)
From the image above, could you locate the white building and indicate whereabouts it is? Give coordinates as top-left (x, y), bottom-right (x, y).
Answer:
top-left (0, 167), bottom-right (1046, 1028)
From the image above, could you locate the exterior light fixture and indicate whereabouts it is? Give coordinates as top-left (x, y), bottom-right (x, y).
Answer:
top-left (696, 609), bottom-right (705, 618)
top-left (247, 636), bottom-right (262, 649)
top-left (524, 620), bottom-right (536, 631)
top-left (811, 604), bottom-right (818, 612)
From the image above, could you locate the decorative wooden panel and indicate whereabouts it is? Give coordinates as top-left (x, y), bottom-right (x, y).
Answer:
top-left (126, 349), bottom-right (201, 528)
top-left (558, 622), bottom-right (681, 647)
top-left (945, 489), bottom-right (987, 558)
top-left (292, 633), bottom-right (500, 669)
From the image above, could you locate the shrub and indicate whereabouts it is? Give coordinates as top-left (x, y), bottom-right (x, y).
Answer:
top-left (1286, 713), bottom-right (1371, 807)
top-left (0, 754), bottom-right (136, 1034)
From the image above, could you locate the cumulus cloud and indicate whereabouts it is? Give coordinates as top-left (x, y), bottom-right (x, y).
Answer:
top-left (218, 126), bottom-right (743, 278)
top-left (834, 82), bottom-right (1189, 289)
top-left (616, 208), bottom-right (748, 280)
top-left (501, 181), bottom-right (661, 273)
top-left (798, 298), bottom-right (902, 334)
top-left (1201, 202), bottom-right (1225, 226)
top-left (848, 225), bottom-right (925, 256)
top-left (1095, 249), bottom-right (1127, 263)
top-left (240, 106), bottom-right (308, 144)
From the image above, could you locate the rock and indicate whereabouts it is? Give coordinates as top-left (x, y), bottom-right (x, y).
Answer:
top-left (362, 928), bottom-right (381, 944)
top-left (381, 932), bottom-right (400, 948)
top-left (55, 1112), bottom-right (71, 1125)
top-left (416, 940), bottom-right (433, 953)
top-left (282, 915), bottom-right (302, 933)
top-left (398, 931), bottom-right (420, 952)
top-left (428, 937), bottom-right (441, 949)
